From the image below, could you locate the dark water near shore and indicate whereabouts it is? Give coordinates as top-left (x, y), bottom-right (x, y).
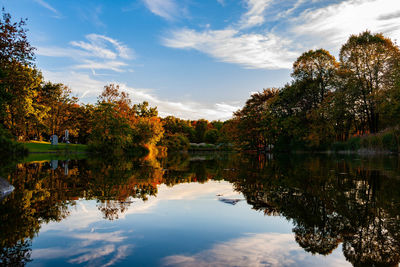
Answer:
top-left (1, 153), bottom-right (400, 266)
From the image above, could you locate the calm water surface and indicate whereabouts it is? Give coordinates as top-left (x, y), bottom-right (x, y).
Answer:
top-left (1, 153), bottom-right (400, 266)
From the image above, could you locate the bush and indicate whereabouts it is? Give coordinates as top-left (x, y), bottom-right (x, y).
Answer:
top-left (360, 137), bottom-right (370, 149)
top-left (331, 142), bottom-right (347, 151)
top-left (161, 133), bottom-right (190, 152)
top-left (0, 126), bottom-right (28, 159)
top-left (369, 135), bottom-right (382, 149)
top-left (347, 137), bottom-right (361, 150)
top-left (204, 129), bottom-right (219, 144)
top-left (382, 132), bottom-right (398, 152)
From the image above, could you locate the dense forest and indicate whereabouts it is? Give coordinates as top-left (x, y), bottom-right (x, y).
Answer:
top-left (1, 9), bottom-right (400, 157)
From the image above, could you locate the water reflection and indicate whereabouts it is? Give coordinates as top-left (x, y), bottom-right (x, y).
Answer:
top-left (0, 153), bottom-right (400, 266)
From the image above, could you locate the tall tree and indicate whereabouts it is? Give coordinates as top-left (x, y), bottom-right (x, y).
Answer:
top-left (292, 49), bottom-right (338, 105)
top-left (0, 9), bottom-right (36, 128)
top-left (40, 82), bottom-right (76, 137)
top-left (233, 89), bottom-right (279, 151)
top-left (340, 31), bottom-right (400, 133)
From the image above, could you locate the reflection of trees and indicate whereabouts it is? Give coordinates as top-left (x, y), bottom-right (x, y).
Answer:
top-left (3, 153), bottom-right (400, 266)
top-left (0, 153), bottom-right (234, 265)
top-left (227, 154), bottom-right (400, 267)
top-left (0, 240), bottom-right (32, 267)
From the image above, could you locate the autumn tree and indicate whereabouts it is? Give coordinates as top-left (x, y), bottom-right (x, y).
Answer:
top-left (0, 9), bottom-right (40, 139)
top-left (90, 84), bottom-right (164, 153)
top-left (340, 31), bottom-right (400, 133)
top-left (292, 49), bottom-right (338, 105)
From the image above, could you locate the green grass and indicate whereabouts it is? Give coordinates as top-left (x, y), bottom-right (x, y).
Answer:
top-left (22, 141), bottom-right (88, 153)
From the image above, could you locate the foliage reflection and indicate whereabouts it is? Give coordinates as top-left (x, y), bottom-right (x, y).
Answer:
top-left (1, 153), bottom-right (400, 266)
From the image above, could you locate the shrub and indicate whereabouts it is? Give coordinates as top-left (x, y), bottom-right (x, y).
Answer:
top-left (331, 142), bottom-right (347, 151)
top-left (382, 132), bottom-right (398, 152)
top-left (347, 137), bottom-right (361, 150)
top-left (0, 126), bottom-right (28, 158)
top-left (204, 129), bottom-right (219, 144)
top-left (161, 133), bottom-right (190, 152)
top-left (369, 135), bottom-right (382, 149)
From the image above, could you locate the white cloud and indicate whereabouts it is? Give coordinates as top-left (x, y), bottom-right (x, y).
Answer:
top-left (164, 28), bottom-right (297, 69)
top-left (163, 233), bottom-right (350, 267)
top-left (41, 70), bottom-right (239, 120)
top-left (143, 0), bottom-right (178, 20)
top-left (42, 70), bottom-right (105, 99)
top-left (102, 245), bottom-right (132, 267)
top-left (72, 231), bottom-right (127, 244)
top-left (121, 84), bottom-right (240, 120)
top-left (70, 34), bottom-right (133, 60)
top-left (163, 0), bottom-right (400, 70)
top-left (38, 34), bottom-right (133, 73)
top-left (292, 0), bottom-right (400, 51)
top-left (68, 245), bottom-right (115, 264)
top-left (239, 0), bottom-right (272, 28)
top-left (73, 59), bottom-right (128, 72)
top-left (36, 46), bottom-right (91, 58)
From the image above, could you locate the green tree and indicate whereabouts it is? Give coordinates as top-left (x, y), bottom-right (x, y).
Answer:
top-left (233, 89), bottom-right (279, 151)
top-left (204, 129), bottom-right (219, 144)
top-left (90, 102), bottom-right (132, 152)
top-left (194, 119), bottom-right (208, 143)
top-left (133, 101), bottom-right (158, 117)
top-left (40, 82), bottom-right (76, 138)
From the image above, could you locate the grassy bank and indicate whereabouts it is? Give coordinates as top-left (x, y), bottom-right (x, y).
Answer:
top-left (331, 128), bottom-right (400, 154)
top-left (22, 141), bottom-right (88, 153)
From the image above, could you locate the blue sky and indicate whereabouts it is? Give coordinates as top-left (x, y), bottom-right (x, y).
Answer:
top-left (2, 0), bottom-right (400, 120)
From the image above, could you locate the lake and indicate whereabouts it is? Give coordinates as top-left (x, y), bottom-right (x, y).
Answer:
top-left (1, 152), bottom-right (399, 266)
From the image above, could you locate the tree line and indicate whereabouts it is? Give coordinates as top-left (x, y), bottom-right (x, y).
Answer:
top-left (227, 31), bottom-right (400, 152)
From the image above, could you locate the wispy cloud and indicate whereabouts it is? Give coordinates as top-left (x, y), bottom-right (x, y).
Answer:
top-left (38, 34), bottom-right (133, 73)
top-left (33, 0), bottom-right (59, 15)
top-left (239, 0), bottom-right (272, 29)
top-left (163, 233), bottom-right (349, 267)
top-left (142, 0), bottom-right (179, 20)
top-left (102, 245), bottom-right (132, 267)
top-left (72, 231), bottom-right (127, 244)
top-left (77, 5), bottom-right (105, 28)
top-left (69, 245), bottom-right (116, 264)
top-left (70, 34), bottom-right (133, 60)
top-left (164, 28), bottom-right (297, 69)
top-left (216, 0), bottom-right (225, 6)
top-left (73, 60), bottom-right (128, 72)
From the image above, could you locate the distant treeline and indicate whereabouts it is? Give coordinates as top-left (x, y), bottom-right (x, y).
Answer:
top-left (225, 31), bottom-right (400, 152)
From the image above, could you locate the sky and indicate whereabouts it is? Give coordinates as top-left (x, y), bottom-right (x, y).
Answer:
top-left (2, 0), bottom-right (400, 120)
